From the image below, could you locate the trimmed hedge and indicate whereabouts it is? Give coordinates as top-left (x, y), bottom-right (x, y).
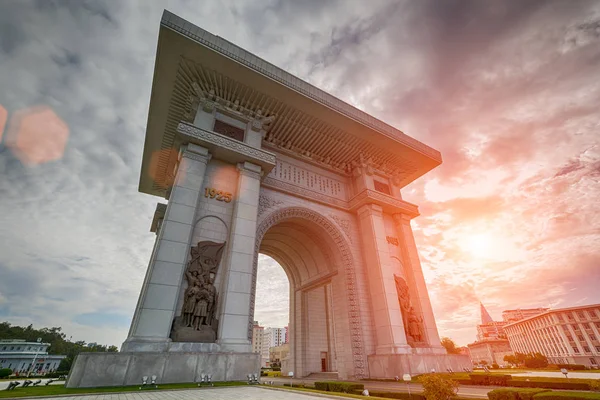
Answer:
top-left (533, 392), bottom-right (600, 399)
top-left (314, 381), bottom-right (364, 393)
top-left (509, 380), bottom-right (590, 390)
top-left (367, 391), bottom-right (425, 399)
top-left (556, 364), bottom-right (587, 371)
top-left (488, 388), bottom-right (551, 400)
top-left (471, 374), bottom-right (513, 386)
top-left (0, 368), bottom-right (12, 378)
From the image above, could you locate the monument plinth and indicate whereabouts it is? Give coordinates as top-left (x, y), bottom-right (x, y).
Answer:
top-left (66, 10), bottom-right (469, 388)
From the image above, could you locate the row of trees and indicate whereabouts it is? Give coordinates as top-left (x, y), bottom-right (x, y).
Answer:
top-left (504, 352), bottom-right (549, 368)
top-left (0, 322), bottom-right (118, 372)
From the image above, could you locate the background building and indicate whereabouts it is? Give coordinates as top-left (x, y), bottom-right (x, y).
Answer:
top-left (269, 343), bottom-right (289, 368)
top-left (476, 303), bottom-right (508, 340)
top-left (0, 339), bottom-right (65, 374)
top-left (284, 326), bottom-right (289, 344)
top-left (503, 308), bottom-right (550, 323)
top-left (251, 321), bottom-right (264, 354)
top-left (504, 303), bottom-right (600, 368)
top-left (264, 327), bottom-right (285, 348)
top-left (468, 339), bottom-right (513, 366)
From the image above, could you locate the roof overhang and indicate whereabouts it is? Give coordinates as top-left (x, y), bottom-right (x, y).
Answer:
top-left (139, 10), bottom-right (442, 198)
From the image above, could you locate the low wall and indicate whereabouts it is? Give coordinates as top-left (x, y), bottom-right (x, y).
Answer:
top-left (368, 354), bottom-right (471, 378)
top-left (65, 351), bottom-right (260, 388)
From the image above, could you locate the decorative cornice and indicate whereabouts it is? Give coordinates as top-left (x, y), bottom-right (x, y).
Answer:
top-left (177, 122), bottom-right (276, 167)
top-left (349, 190), bottom-right (420, 218)
top-left (263, 178), bottom-right (419, 218)
top-left (182, 150), bottom-right (211, 164)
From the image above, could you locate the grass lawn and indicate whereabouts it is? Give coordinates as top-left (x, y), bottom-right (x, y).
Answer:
top-left (0, 381), bottom-right (248, 398)
top-left (275, 385), bottom-right (476, 400)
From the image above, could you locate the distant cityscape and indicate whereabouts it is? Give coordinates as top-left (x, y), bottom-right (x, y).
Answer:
top-left (466, 302), bottom-right (600, 368)
top-left (251, 321), bottom-right (289, 368)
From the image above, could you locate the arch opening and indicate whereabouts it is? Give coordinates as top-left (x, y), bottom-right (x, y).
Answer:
top-left (252, 209), bottom-right (358, 378)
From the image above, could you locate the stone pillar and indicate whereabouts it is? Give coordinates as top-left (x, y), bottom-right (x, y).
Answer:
top-left (122, 144), bottom-right (211, 351)
top-left (357, 204), bottom-right (411, 355)
top-left (393, 214), bottom-right (444, 351)
top-left (216, 161), bottom-right (262, 352)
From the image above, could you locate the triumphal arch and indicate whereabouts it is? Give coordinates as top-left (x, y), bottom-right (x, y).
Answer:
top-left (66, 11), bottom-right (469, 388)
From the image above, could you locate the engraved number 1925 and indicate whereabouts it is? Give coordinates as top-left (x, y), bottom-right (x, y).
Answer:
top-left (204, 187), bottom-right (232, 203)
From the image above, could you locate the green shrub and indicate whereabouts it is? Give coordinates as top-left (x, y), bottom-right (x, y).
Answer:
top-left (0, 368), bottom-right (12, 378)
top-left (533, 391), bottom-right (600, 399)
top-left (368, 391), bottom-right (426, 399)
top-left (556, 364), bottom-right (587, 371)
top-left (471, 374), bottom-right (513, 386)
top-left (492, 363), bottom-right (500, 369)
top-left (590, 380), bottom-right (600, 392)
top-left (313, 381), bottom-right (364, 393)
top-left (420, 374), bottom-right (459, 400)
top-left (44, 370), bottom-right (69, 378)
top-left (488, 389), bottom-right (551, 400)
top-left (509, 380), bottom-right (589, 390)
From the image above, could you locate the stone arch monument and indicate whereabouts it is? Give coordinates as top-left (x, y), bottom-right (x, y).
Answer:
top-left (66, 10), bottom-right (469, 388)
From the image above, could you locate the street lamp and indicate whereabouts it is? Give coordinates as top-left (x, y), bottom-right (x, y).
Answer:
top-left (561, 368), bottom-right (568, 379)
top-left (403, 374), bottom-right (412, 398)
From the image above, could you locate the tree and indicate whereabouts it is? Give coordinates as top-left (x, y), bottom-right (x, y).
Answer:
top-left (523, 352), bottom-right (548, 369)
top-left (480, 360), bottom-right (488, 365)
top-left (440, 337), bottom-right (461, 354)
top-left (515, 352), bottom-right (528, 365)
top-left (503, 354), bottom-right (517, 366)
top-left (0, 368), bottom-right (12, 378)
top-left (0, 321), bottom-right (118, 373)
top-left (420, 374), bottom-right (459, 400)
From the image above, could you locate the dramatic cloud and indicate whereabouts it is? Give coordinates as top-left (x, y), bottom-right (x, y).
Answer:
top-left (0, 0), bottom-right (598, 348)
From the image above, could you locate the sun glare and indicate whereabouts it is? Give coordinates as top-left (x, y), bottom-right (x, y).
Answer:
top-left (464, 233), bottom-right (492, 258)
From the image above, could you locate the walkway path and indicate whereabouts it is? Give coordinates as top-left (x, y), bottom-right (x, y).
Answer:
top-left (0, 386), bottom-right (346, 399)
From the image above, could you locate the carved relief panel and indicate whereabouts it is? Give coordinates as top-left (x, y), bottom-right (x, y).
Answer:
top-left (266, 159), bottom-right (348, 200)
top-left (171, 241), bottom-right (226, 343)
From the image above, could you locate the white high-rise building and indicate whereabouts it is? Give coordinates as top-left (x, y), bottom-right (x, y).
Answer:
top-left (260, 327), bottom-right (285, 367)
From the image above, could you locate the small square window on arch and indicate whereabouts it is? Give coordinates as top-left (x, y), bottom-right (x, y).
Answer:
top-left (213, 119), bottom-right (245, 142)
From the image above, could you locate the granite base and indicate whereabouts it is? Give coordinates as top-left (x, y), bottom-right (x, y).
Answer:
top-left (65, 351), bottom-right (260, 388)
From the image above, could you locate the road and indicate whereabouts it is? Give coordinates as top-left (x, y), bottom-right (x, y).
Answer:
top-left (262, 377), bottom-right (493, 398)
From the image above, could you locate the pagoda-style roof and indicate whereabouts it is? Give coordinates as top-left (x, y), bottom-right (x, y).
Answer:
top-left (140, 10), bottom-right (442, 198)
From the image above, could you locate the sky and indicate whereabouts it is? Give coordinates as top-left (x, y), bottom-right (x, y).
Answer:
top-left (0, 0), bottom-right (598, 348)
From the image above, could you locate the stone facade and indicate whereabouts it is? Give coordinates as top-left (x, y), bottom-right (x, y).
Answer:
top-left (504, 304), bottom-right (600, 368)
top-left (467, 340), bottom-right (513, 366)
top-left (66, 10), bottom-right (471, 388)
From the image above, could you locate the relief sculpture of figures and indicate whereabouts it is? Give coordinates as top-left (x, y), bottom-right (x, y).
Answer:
top-left (394, 275), bottom-right (411, 328)
top-left (394, 275), bottom-right (426, 345)
top-left (407, 306), bottom-right (425, 343)
top-left (171, 241), bottom-right (226, 342)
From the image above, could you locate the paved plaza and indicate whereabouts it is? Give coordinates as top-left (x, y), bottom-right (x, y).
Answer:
top-left (0, 387), bottom-right (333, 400)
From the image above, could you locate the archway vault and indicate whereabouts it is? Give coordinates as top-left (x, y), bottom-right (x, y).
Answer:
top-left (250, 206), bottom-right (366, 378)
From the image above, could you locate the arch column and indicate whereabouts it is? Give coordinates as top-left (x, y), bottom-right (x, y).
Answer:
top-left (216, 161), bottom-right (262, 352)
top-left (393, 213), bottom-right (444, 351)
top-left (356, 204), bottom-right (411, 355)
top-left (122, 144), bottom-right (211, 352)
